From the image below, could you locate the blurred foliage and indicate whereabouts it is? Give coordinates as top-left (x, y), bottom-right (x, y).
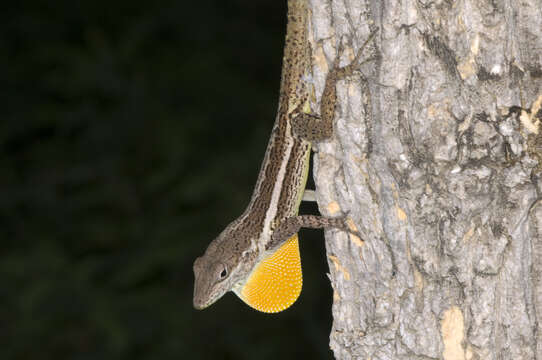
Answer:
top-left (0, 1), bottom-right (333, 359)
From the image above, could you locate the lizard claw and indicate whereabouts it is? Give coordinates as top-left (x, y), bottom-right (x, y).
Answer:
top-left (338, 211), bottom-right (363, 241)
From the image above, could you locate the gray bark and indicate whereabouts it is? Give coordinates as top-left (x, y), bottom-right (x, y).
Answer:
top-left (307, 0), bottom-right (542, 359)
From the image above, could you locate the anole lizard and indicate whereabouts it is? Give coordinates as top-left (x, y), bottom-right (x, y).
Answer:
top-left (193, 0), bottom-right (373, 313)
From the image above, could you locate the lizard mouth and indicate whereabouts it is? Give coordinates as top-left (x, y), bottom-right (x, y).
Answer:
top-left (193, 283), bottom-right (219, 310)
top-left (193, 300), bottom-right (208, 310)
top-left (192, 285), bottom-right (209, 310)
top-left (193, 294), bottom-right (220, 310)
top-left (192, 280), bottom-right (206, 310)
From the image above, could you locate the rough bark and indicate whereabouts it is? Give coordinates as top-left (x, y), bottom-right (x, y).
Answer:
top-left (307, 0), bottom-right (542, 358)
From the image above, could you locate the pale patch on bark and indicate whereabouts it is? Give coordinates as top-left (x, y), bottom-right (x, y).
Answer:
top-left (457, 34), bottom-right (480, 80)
top-left (328, 255), bottom-right (351, 281)
top-left (520, 94), bottom-right (542, 134)
top-left (396, 206), bottom-right (407, 221)
top-left (326, 201), bottom-right (341, 215)
top-left (441, 307), bottom-right (466, 360)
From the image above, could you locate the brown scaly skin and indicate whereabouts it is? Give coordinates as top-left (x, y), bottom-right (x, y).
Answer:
top-left (193, 0), bottom-right (372, 311)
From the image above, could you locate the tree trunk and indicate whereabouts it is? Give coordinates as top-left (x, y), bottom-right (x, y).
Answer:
top-left (307, 0), bottom-right (542, 358)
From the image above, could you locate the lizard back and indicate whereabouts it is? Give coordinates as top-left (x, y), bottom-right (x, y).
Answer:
top-left (193, 0), bottom-right (313, 313)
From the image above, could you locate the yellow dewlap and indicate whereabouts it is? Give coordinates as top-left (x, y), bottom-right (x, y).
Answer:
top-left (238, 235), bottom-right (303, 313)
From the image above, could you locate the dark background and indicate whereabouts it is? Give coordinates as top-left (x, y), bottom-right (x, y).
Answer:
top-left (1, 1), bottom-right (334, 359)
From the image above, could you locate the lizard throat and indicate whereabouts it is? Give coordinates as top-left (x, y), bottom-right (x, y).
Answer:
top-left (233, 234), bottom-right (302, 313)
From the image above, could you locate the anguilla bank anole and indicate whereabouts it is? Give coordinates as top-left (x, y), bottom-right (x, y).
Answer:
top-left (193, 0), bottom-right (374, 313)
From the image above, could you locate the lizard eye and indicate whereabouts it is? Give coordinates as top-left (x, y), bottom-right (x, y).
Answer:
top-left (218, 266), bottom-right (228, 280)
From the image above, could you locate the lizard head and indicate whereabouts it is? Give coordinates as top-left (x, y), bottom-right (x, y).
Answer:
top-left (193, 255), bottom-right (231, 310)
top-left (193, 223), bottom-right (304, 313)
top-left (192, 224), bottom-right (249, 310)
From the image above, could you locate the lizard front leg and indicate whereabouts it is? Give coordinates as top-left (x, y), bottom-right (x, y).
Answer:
top-left (268, 215), bottom-right (360, 251)
top-left (284, 34), bottom-right (377, 251)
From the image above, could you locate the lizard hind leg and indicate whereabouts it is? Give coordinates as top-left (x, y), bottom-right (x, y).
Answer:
top-left (332, 30), bottom-right (379, 85)
top-left (291, 30), bottom-right (378, 143)
top-left (291, 112), bottom-right (333, 141)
